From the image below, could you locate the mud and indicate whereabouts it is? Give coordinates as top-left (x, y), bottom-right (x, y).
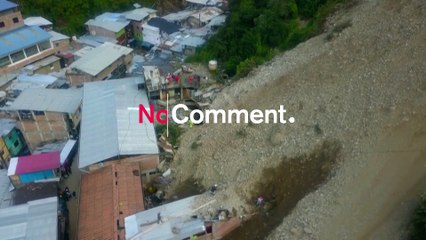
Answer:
top-left (225, 140), bottom-right (342, 240)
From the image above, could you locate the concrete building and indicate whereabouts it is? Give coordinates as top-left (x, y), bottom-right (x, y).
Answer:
top-left (23, 16), bottom-right (53, 30)
top-left (66, 42), bottom-right (133, 85)
top-left (78, 163), bottom-right (144, 240)
top-left (0, 0), bottom-right (23, 34)
top-left (7, 151), bottom-right (61, 187)
top-left (0, 1), bottom-right (58, 75)
top-left (123, 7), bottom-right (157, 42)
top-left (9, 88), bottom-right (82, 151)
top-left (85, 12), bottom-right (130, 45)
top-left (0, 119), bottom-right (27, 169)
top-left (49, 30), bottom-right (70, 53)
top-left (143, 17), bottom-right (180, 46)
top-left (78, 77), bottom-right (159, 173)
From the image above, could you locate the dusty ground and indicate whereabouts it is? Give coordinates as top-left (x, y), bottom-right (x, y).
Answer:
top-left (169, 0), bottom-right (426, 238)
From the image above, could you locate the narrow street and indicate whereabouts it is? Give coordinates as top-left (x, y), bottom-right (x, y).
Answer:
top-left (59, 154), bottom-right (81, 240)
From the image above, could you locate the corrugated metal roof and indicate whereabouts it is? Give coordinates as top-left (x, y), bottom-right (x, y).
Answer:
top-left (124, 7), bottom-right (156, 21)
top-left (0, 26), bottom-right (51, 58)
top-left (24, 17), bottom-right (53, 27)
top-left (186, 0), bottom-right (223, 5)
top-left (69, 42), bottom-right (133, 76)
top-left (10, 88), bottom-right (82, 113)
top-left (163, 10), bottom-right (195, 22)
top-left (190, 7), bottom-right (223, 24)
top-left (33, 139), bottom-right (77, 165)
top-left (0, 169), bottom-right (13, 209)
top-left (48, 30), bottom-right (69, 42)
top-left (0, 0), bottom-right (17, 12)
top-left (0, 196), bottom-right (58, 240)
top-left (0, 118), bottom-right (16, 136)
top-left (86, 12), bottom-right (129, 33)
top-left (125, 195), bottom-right (210, 240)
top-left (78, 77), bottom-right (158, 169)
top-left (8, 152), bottom-right (61, 175)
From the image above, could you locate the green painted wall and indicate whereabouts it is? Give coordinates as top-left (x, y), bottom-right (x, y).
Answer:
top-left (3, 129), bottom-right (26, 156)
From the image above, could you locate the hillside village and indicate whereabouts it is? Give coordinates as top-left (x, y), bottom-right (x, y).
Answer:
top-left (0, 0), bottom-right (235, 239)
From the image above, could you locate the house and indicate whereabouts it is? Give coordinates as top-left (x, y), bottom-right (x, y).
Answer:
top-left (144, 65), bottom-right (201, 101)
top-left (163, 10), bottom-right (196, 27)
top-left (0, 119), bottom-right (27, 169)
top-left (86, 12), bottom-right (130, 45)
top-left (143, 17), bottom-right (180, 46)
top-left (185, 0), bottom-right (226, 8)
top-left (170, 34), bottom-right (206, 55)
top-left (125, 194), bottom-right (241, 240)
top-left (0, 196), bottom-right (59, 239)
top-left (123, 7), bottom-right (157, 42)
top-left (66, 42), bottom-right (133, 85)
top-left (0, 1), bottom-right (56, 75)
top-left (9, 88), bottom-right (82, 150)
top-left (78, 77), bottom-right (159, 174)
top-left (23, 16), bottom-right (53, 30)
top-left (24, 55), bottom-right (62, 74)
top-left (49, 30), bottom-right (70, 53)
top-left (78, 163), bottom-right (144, 240)
top-left (7, 151), bottom-right (61, 187)
top-left (188, 7), bottom-right (223, 28)
top-left (0, 0), bottom-right (23, 34)
top-left (34, 139), bottom-right (78, 168)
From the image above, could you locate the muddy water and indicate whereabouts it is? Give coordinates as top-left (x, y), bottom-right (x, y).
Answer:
top-left (225, 140), bottom-right (342, 240)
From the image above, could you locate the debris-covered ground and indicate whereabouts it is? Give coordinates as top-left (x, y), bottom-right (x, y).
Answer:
top-left (167, 0), bottom-right (426, 238)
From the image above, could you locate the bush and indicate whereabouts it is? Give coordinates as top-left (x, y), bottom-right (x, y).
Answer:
top-left (410, 195), bottom-right (426, 240)
top-left (190, 0), bottom-right (349, 79)
top-left (155, 123), bottom-right (181, 146)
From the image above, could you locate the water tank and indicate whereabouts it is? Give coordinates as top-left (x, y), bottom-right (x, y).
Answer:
top-left (208, 60), bottom-right (218, 71)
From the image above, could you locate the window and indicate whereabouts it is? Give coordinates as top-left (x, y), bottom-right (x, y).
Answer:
top-left (38, 41), bottom-right (52, 51)
top-left (10, 50), bottom-right (25, 63)
top-left (19, 110), bottom-right (33, 120)
top-left (24, 45), bottom-right (39, 57)
top-left (0, 22), bottom-right (4, 28)
top-left (13, 17), bottom-right (19, 23)
top-left (13, 140), bottom-right (19, 148)
top-left (0, 56), bottom-right (11, 67)
top-left (33, 111), bottom-right (45, 116)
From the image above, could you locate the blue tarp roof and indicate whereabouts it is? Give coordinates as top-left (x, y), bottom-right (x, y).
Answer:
top-left (0, 0), bottom-right (17, 12)
top-left (0, 26), bottom-right (51, 58)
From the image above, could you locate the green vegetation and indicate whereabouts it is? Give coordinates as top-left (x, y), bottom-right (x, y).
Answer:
top-left (187, 0), bottom-right (351, 78)
top-left (19, 0), bottom-right (155, 35)
top-left (409, 194), bottom-right (426, 240)
top-left (155, 123), bottom-right (181, 146)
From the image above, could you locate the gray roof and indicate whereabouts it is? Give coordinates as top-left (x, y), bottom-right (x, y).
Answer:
top-left (48, 30), bottom-right (69, 42)
top-left (0, 118), bottom-right (16, 136)
top-left (0, 197), bottom-right (58, 240)
top-left (86, 12), bottom-right (129, 33)
top-left (10, 88), bottom-right (82, 113)
top-left (163, 10), bottom-right (195, 22)
top-left (24, 17), bottom-right (53, 27)
top-left (0, 169), bottom-right (13, 209)
top-left (125, 195), bottom-right (209, 240)
top-left (124, 7), bottom-right (156, 21)
top-left (78, 77), bottom-right (159, 169)
top-left (69, 42), bottom-right (133, 76)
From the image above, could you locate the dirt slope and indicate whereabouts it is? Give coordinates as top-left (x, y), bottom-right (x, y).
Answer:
top-left (169, 0), bottom-right (426, 238)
